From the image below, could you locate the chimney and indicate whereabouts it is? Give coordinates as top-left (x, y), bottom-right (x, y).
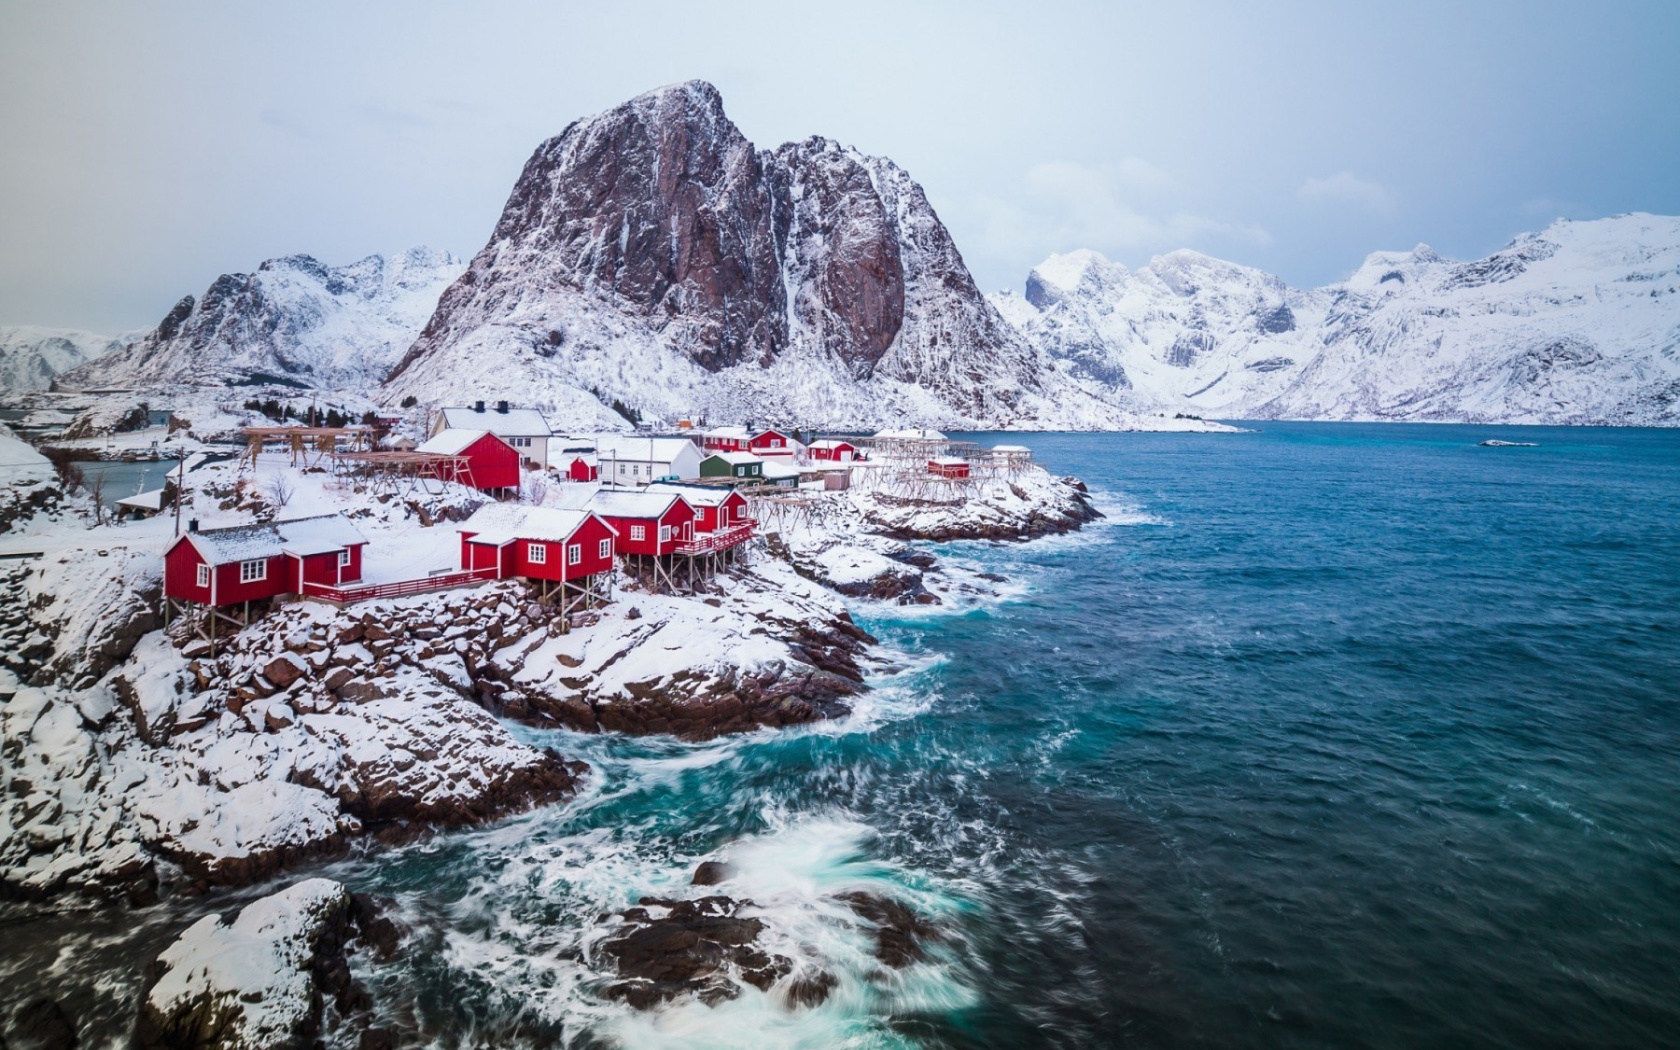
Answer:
top-left (474, 400), bottom-right (485, 413)
top-left (497, 400), bottom-right (509, 414)
top-left (188, 519), bottom-right (199, 533)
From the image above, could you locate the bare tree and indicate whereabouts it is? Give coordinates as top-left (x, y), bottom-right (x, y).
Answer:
top-left (268, 474), bottom-right (294, 513)
top-left (86, 469), bottom-right (107, 526)
top-left (525, 471), bottom-right (549, 506)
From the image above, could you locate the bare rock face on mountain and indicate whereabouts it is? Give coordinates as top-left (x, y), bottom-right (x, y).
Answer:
top-left (386, 81), bottom-right (1072, 429)
top-left (54, 247), bottom-right (462, 392)
top-left (403, 82), bottom-right (785, 376)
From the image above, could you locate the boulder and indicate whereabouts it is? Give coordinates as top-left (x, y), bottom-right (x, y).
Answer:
top-left (597, 895), bottom-right (793, 1008)
top-left (137, 878), bottom-right (365, 1050)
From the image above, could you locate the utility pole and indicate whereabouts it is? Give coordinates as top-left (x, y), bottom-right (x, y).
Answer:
top-left (173, 445), bottom-right (186, 536)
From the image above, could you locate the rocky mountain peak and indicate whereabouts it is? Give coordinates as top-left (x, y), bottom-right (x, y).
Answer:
top-left (386, 83), bottom-right (1070, 428)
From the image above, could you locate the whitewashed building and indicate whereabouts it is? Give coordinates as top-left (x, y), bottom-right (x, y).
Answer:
top-left (593, 435), bottom-right (704, 486)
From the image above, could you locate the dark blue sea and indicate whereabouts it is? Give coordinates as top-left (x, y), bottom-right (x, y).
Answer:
top-left (12, 422), bottom-right (1680, 1048)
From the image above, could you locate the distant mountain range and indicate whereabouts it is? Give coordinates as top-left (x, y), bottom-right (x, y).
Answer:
top-left (993, 213), bottom-right (1680, 425)
top-left (0, 327), bottom-right (132, 392)
top-left (52, 247), bottom-right (463, 393)
top-left (16, 80), bottom-right (1680, 429)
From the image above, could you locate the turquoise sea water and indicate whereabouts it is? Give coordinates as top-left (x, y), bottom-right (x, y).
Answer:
top-left (6, 422), bottom-right (1679, 1048)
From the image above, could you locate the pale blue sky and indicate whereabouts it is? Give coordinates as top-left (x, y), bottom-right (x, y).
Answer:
top-left (2, 0), bottom-right (1676, 332)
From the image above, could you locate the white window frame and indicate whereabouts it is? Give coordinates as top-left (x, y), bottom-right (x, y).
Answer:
top-left (630, 525), bottom-right (645, 542)
top-left (567, 543), bottom-right (581, 566)
top-left (338, 549), bottom-right (352, 568)
top-left (196, 563), bottom-right (210, 588)
top-left (598, 538), bottom-right (611, 559)
top-left (528, 542), bottom-right (547, 564)
top-left (239, 559), bottom-right (267, 584)
top-left (659, 525), bottom-right (671, 542)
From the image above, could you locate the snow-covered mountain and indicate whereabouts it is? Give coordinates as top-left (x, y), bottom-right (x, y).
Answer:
top-left (0, 326), bottom-right (128, 392)
top-left (53, 247), bottom-right (464, 393)
top-left (993, 213), bottom-right (1680, 425)
top-left (385, 81), bottom-right (1141, 431)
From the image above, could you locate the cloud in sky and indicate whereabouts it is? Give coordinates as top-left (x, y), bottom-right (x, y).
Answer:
top-left (1297, 172), bottom-right (1398, 214)
top-left (967, 160), bottom-right (1269, 283)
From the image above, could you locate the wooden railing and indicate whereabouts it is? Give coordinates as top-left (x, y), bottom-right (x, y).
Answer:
top-left (302, 567), bottom-right (498, 604)
top-left (673, 520), bottom-right (756, 555)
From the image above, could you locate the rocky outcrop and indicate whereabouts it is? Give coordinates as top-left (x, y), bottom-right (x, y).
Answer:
top-left (596, 894), bottom-right (794, 1008)
top-left (137, 878), bottom-right (391, 1050)
top-left (54, 248), bottom-right (462, 392)
top-left (385, 81), bottom-right (1091, 431)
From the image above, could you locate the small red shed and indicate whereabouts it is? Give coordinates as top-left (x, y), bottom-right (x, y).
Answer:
top-left (587, 489), bottom-right (698, 556)
top-left (164, 514), bottom-right (368, 608)
top-left (563, 454), bottom-right (599, 482)
top-left (808, 439), bottom-right (859, 462)
top-left (928, 456), bottom-right (971, 479)
top-left (417, 429), bottom-right (520, 492)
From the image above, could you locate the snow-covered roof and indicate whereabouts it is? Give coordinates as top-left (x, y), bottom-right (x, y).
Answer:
top-left (594, 435), bottom-right (699, 463)
top-left (991, 444), bottom-right (1031, 453)
top-left (808, 439), bottom-right (855, 450)
top-left (588, 489), bottom-right (692, 520)
top-left (459, 503), bottom-right (603, 546)
top-left (438, 406), bottom-right (552, 436)
top-left (181, 513), bottom-right (366, 564)
top-left (117, 489), bottom-right (168, 512)
top-left (929, 456), bottom-right (969, 466)
top-left (417, 428), bottom-right (494, 456)
top-left (761, 459), bottom-right (800, 478)
top-left (277, 515), bottom-right (369, 557)
top-left (704, 426), bottom-right (751, 439)
top-left (547, 435), bottom-right (597, 457)
top-left (702, 450), bottom-right (761, 465)
top-left (646, 482), bottom-right (741, 507)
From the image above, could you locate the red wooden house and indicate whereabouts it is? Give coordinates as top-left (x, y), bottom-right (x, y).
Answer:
top-left (747, 428), bottom-right (797, 457)
top-left (457, 504), bottom-right (617, 610)
top-left (928, 456), bottom-right (971, 479)
top-left (164, 514), bottom-right (369, 613)
top-left (702, 426), bottom-right (752, 452)
top-left (646, 483), bottom-right (753, 540)
top-left (417, 429), bottom-right (520, 493)
top-left (808, 439), bottom-right (860, 462)
top-left (586, 489), bottom-right (698, 556)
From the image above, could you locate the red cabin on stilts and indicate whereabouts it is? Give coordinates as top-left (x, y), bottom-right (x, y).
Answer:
top-left (457, 504), bottom-right (617, 612)
top-left (417, 429), bottom-right (520, 493)
top-left (163, 514), bottom-right (369, 641)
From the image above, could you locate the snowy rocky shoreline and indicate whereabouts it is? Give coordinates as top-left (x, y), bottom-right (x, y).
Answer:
top-left (0, 447), bottom-right (1094, 1045)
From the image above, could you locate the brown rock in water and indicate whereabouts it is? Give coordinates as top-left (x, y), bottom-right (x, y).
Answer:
top-left (691, 860), bottom-right (732, 886)
top-left (9, 997), bottom-right (78, 1050)
top-left (597, 895), bottom-right (793, 1008)
top-left (835, 891), bottom-right (942, 968)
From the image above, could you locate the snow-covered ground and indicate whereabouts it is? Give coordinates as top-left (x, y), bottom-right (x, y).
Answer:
top-left (0, 431), bottom-right (1099, 907)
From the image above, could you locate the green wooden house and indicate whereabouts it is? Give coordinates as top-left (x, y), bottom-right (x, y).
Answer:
top-left (699, 451), bottom-right (764, 480)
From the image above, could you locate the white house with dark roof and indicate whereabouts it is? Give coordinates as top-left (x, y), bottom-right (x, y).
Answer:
top-left (432, 402), bottom-right (554, 469)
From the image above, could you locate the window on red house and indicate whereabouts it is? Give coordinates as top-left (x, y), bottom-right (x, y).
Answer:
top-left (529, 543), bottom-right (547, 563)
top-left (240, 559), bottom-right (266, 583)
